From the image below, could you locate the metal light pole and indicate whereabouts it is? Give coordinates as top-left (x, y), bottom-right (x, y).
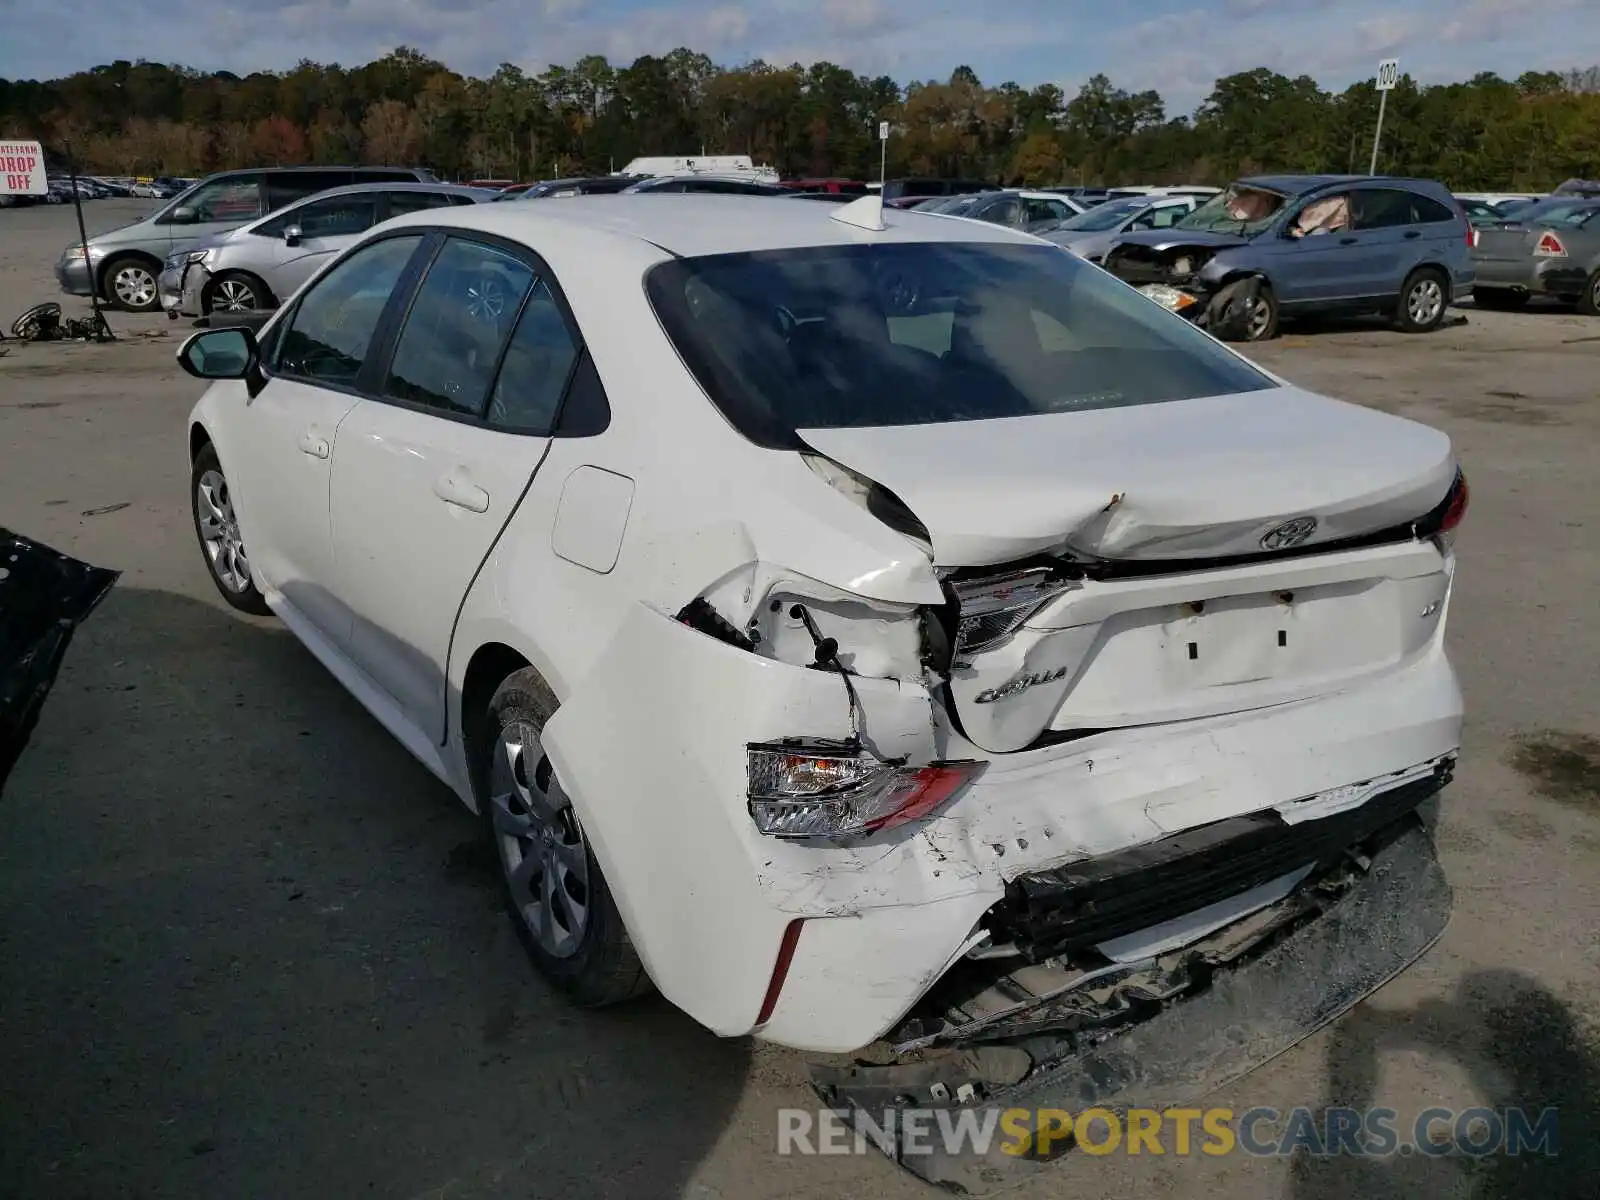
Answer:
top-left (65, 141), bottom-right (113, 341)
top-left (878, 120), bottom-right (889, 187)
top-left (1369, 58), bottom-right (1399, 176)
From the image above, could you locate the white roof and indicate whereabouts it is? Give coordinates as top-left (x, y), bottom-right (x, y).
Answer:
top-left (382, 193), bottom-right (1038, 258)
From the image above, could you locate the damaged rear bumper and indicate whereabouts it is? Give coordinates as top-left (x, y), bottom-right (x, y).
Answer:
top-left (809, 808), bottom-right (1452, 1193)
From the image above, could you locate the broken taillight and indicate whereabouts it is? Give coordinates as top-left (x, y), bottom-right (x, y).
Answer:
top-left (949, 569), bottom-right (1079, 661)
top-left (1533, 231), bottom-right (1567, 257)
top-left (746, 741), bottom-right (984, 839)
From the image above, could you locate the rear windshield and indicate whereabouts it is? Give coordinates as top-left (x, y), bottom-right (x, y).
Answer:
top-left (646, 241), bottom-right (1276, 448)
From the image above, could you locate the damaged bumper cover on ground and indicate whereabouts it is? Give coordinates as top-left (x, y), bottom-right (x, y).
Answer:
top-left (809, 799), bottom-right (1452, 1193)
top-left (0, 530), bottom-right (119, 794)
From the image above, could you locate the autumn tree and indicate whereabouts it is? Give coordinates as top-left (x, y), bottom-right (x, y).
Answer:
top-left (250, 115), bottom-right (307, 164)
top-left (361, 98), bottom-right (421, 164)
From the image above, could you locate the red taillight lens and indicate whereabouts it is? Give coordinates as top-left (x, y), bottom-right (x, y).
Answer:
top-left (1468, 226), bottom-right (1479, 248)
top-left (748, 743), bottom-right (986, 839)
top-left (1439, 471), bottom-right (1469, 533)
top-left (1534, 231), bottom-right (1567, 257)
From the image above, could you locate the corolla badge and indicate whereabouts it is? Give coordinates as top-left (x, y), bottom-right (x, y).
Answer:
top-left (1260, 516), bottom-right (1318, 551)
top-left (974, 666), bottom-right (1070, 704)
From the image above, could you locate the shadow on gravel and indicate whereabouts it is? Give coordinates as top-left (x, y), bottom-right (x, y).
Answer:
top-left (1289, 969), bottom-right (1599, 1200)
top-left (0, 587), bottom-right (749, 1200)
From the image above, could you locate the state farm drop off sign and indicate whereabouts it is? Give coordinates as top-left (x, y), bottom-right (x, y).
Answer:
top-left (0, 141), bottom-right (48, 195)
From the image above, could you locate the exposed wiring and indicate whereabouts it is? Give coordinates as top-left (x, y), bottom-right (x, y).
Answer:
top-left (789, 602), bottom-right (864, 747)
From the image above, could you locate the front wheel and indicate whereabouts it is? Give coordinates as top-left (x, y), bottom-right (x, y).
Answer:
top-left (1397, 268), bottom-right (1449, 333)
top-left (1209, 277), bottom-right (1279, 342)
top-left (102, 256), bottom-right (160, 312)
top-left (190, 442), bottom-right (270, 615)
top-left (206, 272), bottom-right (269, 314)
top-left (479, 669), bottom-right (651, 1008)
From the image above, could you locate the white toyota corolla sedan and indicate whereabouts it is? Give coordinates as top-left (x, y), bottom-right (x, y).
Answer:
top-left (177, 194), bottom-right (1466, 1112)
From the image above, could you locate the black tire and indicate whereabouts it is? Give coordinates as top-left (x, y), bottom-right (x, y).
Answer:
top-left (1472, 287), bottom-right (1528, 311)
top-left (1578, 269), bottom-right (1600, 317)
top-left (1396, 267), bottom-right (1450, 333)
top-left (478, 668), bottom-right (650, 1008)
top-left (101, 254), bottom-right (161, 312)
top-left (1209, 277), bottom-right (1278, 342)
top-left (189, 442), bottom-right (270, 615)
top-left (205, 271), bottom-right (271, 314)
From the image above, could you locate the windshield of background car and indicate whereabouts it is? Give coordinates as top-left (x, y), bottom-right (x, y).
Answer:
top-left (1053, 199), bottom-right (1147, 231)
top-left (646, 242), bottom-right (1277, 448)
top-left (1175, 183), bottom-right (1288, 233)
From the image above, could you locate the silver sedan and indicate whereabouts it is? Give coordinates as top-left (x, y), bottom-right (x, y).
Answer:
top-left (159, 183), bottom-right (500, 319)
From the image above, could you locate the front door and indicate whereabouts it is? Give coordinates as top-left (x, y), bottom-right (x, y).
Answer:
top-left (229, 232), bottom-right (428, 642)
top-left (259, 193), bottom-right (385, 299)
top-left (329, 234), bottom-right (581, 740)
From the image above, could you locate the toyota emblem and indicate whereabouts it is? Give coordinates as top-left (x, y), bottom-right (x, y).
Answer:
top-left (1260, 516), bottom-right (1318, 551)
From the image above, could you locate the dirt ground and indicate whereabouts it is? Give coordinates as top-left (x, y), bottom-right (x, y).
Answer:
top-left (1, 200), bottom-right (1597, 1200)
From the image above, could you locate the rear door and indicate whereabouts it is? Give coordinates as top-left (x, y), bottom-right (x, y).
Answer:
top-left (327, 233), bottom-right (584, 739)
top-left (1349, 187), bottom-right (1423, 300)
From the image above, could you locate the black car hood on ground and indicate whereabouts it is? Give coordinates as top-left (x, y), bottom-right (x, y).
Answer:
top-left (0, 530), bottom-right (119, 795)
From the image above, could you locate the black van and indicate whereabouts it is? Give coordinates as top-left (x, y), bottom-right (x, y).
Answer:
top-left (57, 166), bottom-right (436, 311)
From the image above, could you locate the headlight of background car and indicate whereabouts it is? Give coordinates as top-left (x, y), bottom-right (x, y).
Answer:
top-left (1139, 283), bottom-right (1200, 314)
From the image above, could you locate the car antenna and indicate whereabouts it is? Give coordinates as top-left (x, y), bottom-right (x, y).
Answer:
top-left (830, 192), bottom-right (887, 232)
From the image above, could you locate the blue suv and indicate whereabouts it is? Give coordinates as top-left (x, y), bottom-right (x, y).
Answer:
top-left (1100, 175), bottom-right (1475, 342)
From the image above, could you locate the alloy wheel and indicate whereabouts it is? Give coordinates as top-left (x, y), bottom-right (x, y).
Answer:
top-left (212, 278), bottom-right (259, 312)
top-left (1408, 278), bottom-right (1444, 327)
top-left (489, 722), bottom-right (590, 959)
top-left (195, 469), bottom-right (252, 593)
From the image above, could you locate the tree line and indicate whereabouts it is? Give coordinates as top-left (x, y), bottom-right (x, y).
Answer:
top-left (2, 50), bottom-right (1597, 189)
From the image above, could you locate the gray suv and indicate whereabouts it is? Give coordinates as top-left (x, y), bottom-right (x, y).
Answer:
top-left (1099, 175), bottom-right (1475, 341)
top-left (55, 165), bottom-right (436, 311)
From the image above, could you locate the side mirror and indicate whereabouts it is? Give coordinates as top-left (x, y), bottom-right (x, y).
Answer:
top-left (168, 205), bottom-right (197, 224)
top-left (177, 327), bottom-right (261, 389)
top-left (282, 224), bottom-right (302, 246)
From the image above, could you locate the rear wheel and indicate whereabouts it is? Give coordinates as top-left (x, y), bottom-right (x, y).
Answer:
top-left (190, 442), bottom-right (270, 615)
top-left (1578, 269), bottom-right (1600, 317)
top-left (1396, 267), bottom-right (1449, 332)
top-left (1472, 287), bottom-right (1528, 311)
top-left (478, 669), bottom-right (651, 1008)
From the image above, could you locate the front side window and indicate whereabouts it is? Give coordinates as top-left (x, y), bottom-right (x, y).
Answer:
top-left (1174, 183), bottom-right (1288, 235)
top-left (1287, 193), bottom-right (1353, 238)
top-left (647, 242), bottom-right (1276, 448)
top-left (258, 195), bottom-right (379, 239)
top-left (170, 177), bottom-right (262, 223)
top-left (384, 238), bottom-right (535, 416)
top-left (275, 235), bottom-right (422, 387)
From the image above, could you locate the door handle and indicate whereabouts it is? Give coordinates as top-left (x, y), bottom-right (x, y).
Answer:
top-left (1403, 230), bottom-right (1422, 239)
top-left (298, 430), bottom-right (330, 459)
top-left (433, 471), bottom-right (490, 513)
top-left (1339, 236), bottom-right (1358, 245)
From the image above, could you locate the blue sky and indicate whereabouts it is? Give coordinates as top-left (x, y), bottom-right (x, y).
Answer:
top-left (0, 0), bottom-right (1593, 113)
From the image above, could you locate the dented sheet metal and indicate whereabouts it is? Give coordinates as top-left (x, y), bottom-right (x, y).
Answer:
top-left (0, 530), bottom-right (119, 794)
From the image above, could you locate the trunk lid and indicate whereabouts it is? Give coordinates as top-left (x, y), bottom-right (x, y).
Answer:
top-left (798, 385), bottom-right (1455, 568)
top-left (1472, 222), bottom-right (1539, 260)
top-left (800, 388), bottom-right (1458, 753)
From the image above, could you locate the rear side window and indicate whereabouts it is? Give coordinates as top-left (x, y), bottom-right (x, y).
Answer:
top-left (1354, 189), bottom-right (1417, 229)
top-left (264, 172), bottom-right (351, 211)
top-left (386, 190), bottom-right (463, 217)
top-left (383, 238), bottom-right (535, 416)
top-left (275, 235), bottom-right (422, 387)
top-left (486, 280), bottom-right (581, 433)
top-left (646, 242), bottom-right (1276, 448)
top-left (1410, 194), bottom-right (1458, 223)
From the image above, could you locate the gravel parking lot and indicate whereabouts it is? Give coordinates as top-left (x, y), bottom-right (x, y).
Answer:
top-left (2, 199), bottom-right (1597, 1200)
